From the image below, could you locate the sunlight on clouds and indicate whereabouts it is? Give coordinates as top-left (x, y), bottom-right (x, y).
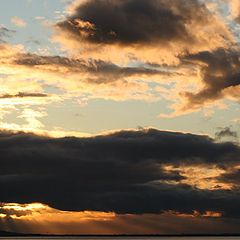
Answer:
top-left (163, 165), bottom-right (233, 190)
top-left (18, 108), bottom-right (47, 129)
top-left (1, 203), bottom-right (45, 212)
top-left (172, 210), bottom-right (222, 218)
top-left (0, 95), bottom-right (59, 106)
top-left (0, 203), bottom-right (226, 234)
top-left (0, 46), bottom-right (163, 103)
top-left (1, 0), bottom-right (240, 235)
top-left (0, 203), bottom-right (116, 221)
top-left (0, 109), bottom-right (46, 133)
top-left (0, 90), bottom-right (50, 134)
top-left (0, 108), bottom-right (91, 138)
top-left (159, 100), bottom-right (228, 118)
top-left (53, 0), bottom-right (234, 65)
top-left (0, 39), bottom-right (239, 123)
top-left (228, 0), bottom-right (240, 20)
top-left (0, 0), bottom-right (239, 135)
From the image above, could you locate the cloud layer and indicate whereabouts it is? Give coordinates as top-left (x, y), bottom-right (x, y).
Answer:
top-left (179, 48), bottom-right (240, 110)
top-left (0, 0), bottom-right (239, 118)
top-left (1, 0), bottom-right (240, 235)
top-left (42, 0), bottom-right (240, 115)
top-left (1, 129), bottom-right (240, 217)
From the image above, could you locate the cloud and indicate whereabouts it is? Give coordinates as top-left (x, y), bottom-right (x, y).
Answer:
top-left (0, 27), bottom-right (10, 37)
top-left (0, 27), bottom-right (15, 43)
top-left (0, 202), bottom-right (115, 221)
top-left (1, 203), bottom-right (240, 234)
top-left (0, 1), bottom-right (238, 119)
top-left (0, 49), bottom-right (173, 103)
top-left (229, 0), bottom-right (240, 23)
top-left (179, 48), bottom-right (240, 111)
top-left (11, 17), bottom-right (27, 28)
top-left (218, 168), bottom-right (240, 187)
top-left (0, 92), bottom-right (48, 99)
top-left (0, 128), bottom-right (240, 217)
top-left (39, 0), bottom-right (239, 117)
top-left (14, 53), bottom-right (171, 81)
top-left (58, 0), bottom-right (195, 45)
top-left (215, 127), bottom-right (238, 141)
top-left (53, 0), bottom-right (232, 64)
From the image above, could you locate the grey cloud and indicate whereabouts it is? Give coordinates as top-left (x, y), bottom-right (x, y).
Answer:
top-left (215, 127), bottom-right (238, 141)
top-left (0, 129), bottom-right (240, 217)
top-left (182, 48), bottom-right (240, 107)
top-left (0, 27), bottom-right (15, 43)
top-left (218, 169), bottom-right (240, 186)
top-left (14, 53), bottom-right (173, 83)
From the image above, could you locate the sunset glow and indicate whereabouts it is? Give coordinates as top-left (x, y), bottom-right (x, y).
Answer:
top-left (0, 0), bottom-right (240, 235)
top-left (0, 203), bottom-right (116, 221)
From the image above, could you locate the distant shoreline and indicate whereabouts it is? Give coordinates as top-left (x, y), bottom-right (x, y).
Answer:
top-left (1, 231), bottom-right (240, 237)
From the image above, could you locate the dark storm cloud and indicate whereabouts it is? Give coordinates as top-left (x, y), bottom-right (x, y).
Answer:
top-left (182, 48), bottom-right (240, 107)
top-left (218, 169), bottom-right (240, 186)
top-left (56, 0), bottom-right (209, 45)
top-left (1, 129), bottom-right (240, 216)
top-left (0, 92), bottom-right (48, 99)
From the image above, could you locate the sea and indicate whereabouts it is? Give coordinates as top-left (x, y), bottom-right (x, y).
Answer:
top-left (0, 237), bottom-right (240, 240)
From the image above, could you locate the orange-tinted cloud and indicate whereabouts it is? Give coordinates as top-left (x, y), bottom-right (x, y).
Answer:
top-left (0, 203), bottom-right (239, 235)
top-left (229, 0), bottom-right (240, 22)
top-left (0, 44), bottom-right (167, 103)
top-left (162, 165), bottom-right (233, 190)
top-left (0, 0), bottom-right (239, 124)
top-left (0, 203), bottom-right (115, 221)
top-left (3, 41), bottom-right (239, 119)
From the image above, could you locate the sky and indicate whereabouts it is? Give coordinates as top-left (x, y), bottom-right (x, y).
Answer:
top-left (0, 0), bottom-right (240, 235)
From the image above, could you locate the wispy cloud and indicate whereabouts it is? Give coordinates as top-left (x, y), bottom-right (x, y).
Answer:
top-left (11, 16), bottom-right (27, 28)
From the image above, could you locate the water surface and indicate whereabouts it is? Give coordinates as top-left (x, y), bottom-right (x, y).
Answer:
top-left (1, 237), bottom-right (240, 240)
